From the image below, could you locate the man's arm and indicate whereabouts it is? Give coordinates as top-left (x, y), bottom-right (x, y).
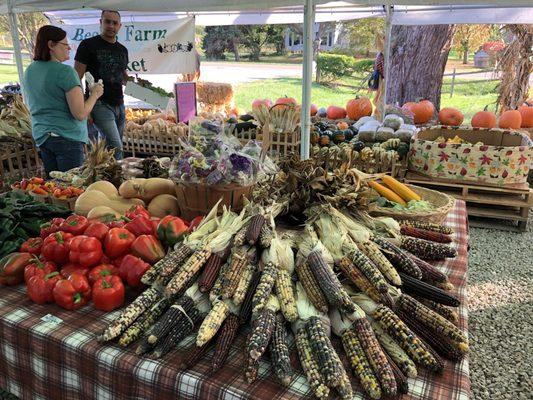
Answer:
top-left (123, 70), bottom-right (129, 85)
top-left (74, 61), bottom-right (87, 80)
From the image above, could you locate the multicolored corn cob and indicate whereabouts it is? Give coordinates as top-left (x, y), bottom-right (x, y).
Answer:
top-left (252, 262), bottom-right (277, 315)
top-left (358, 240), bottom-right (402, 286)
top-left (373, 236), bottom-right (423, 279)
top-left (400, 220), bottom-right (454, 235)
top-left (295, 328), bottom-right (330, 399)
top-left (212, 313), bottom-right (241, 371)
top-left (400, 236), bottom-right (457, 260)
top-left (295, 261), bottom-right (329, 313)
top-left (399, 272), bottom-right (460, 307)
top-left (196, 299), bottom-right (230, 346)
top-left (246, 214), bottom-right (265, 245)
top-left (268, 313), bottom-right (293, 386)
top-left (198, 253), bottom-right (223, 293)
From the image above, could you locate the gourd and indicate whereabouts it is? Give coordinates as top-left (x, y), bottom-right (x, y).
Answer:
top-left (518, 104), bottom-right (533, 128)
top-left (382, 114), bottom-right (404, 130)
top-left (498, 110), bottom-right (522, 130)
top-left (87, 206), bottom-right (121, 221)
top-left (118, 178), bottom-right (175, 202)
top-left (337, 121), bottom-right (349, 130)
top-left (310, 104), bottom-right (318, 116)
top-left (275, 96), bottom-right (297, 106)
top-left (375, 127), bottom-right (395, 142)
top-left (317, 107), bottom-right (327, 118)
top-left (346, 96), bottom-right (372, 120)
top-left (147, 194), bottom-right (180, 218)
top-left (438, 107), bottom-right (464, 126)
top-left (326, 105), bottom-right (347, 120)
top-left (332, 131), bottom-right (346, 144)
top-left (353, 116), bottom-right (375, 130)
top-left (402, 100), bottom-right (435, 124)
top-left (357, 121), bottom-right (380, 142)
top-left (395, 124), bottom-right (416, 143)
top-left (471, 106), bottom-right (496, 128)
top-left (75, 190), bottom-right (145, 216)
top-left (85, 181), bottom-right (119, 198)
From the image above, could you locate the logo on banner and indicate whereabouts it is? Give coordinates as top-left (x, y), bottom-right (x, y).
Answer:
top-left (157, 41), bottom-right (194, 53)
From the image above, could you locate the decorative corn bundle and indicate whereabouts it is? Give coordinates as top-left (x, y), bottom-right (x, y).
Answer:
top-left (198, 253), bottom-right (223, 293)
top-left (271, 237), bottom-right (298, 322)
top-left (222, 247), bottom-right (254, 299)
top-left (398, 310), bottom-right (467, 362)
top-left (295, 261), bottom-right (329, 313)
top-left (338, 257), bottom-right (381, 303)
top-left (248, 295), bottom-right (278, 360)
top-left (397, 294), bottom-right (467, 345)
top-left (181, 341), bottom-right (213, 369)
top-left (373, 236), bottom-right (422, 279)
top-left (353, 317), bottom-right (397, 396)
top-left (239, 270), bottom-right (261, 323)
top-left (258, 224), bottom-right (274, 248)
top-left (118, 297), bottom-right (170, 347)
top-left (164, 248), bottom-right (212, 298)
top-left (232, 263), bottom-right (256, 306)
top-left (383, 351), bottom-right (409, 394)
top-left (147, 295), bottom-right (194, 345)
top-left (268, 313), bottom-right (293, 386)
top-left (212, 313), bottom-right (241, 371)
top-left (196, 299), bottom-right (230, 346)
top-left (246, 214), bottom-right (265, 245)
top-left (399, 272), bottom-right (460, 307)
top-left (407, 253), bottom-right (448, 283)
top-left (295, 328), bottom-right (330, 399)
top-left (358, 240), bottom-right (401, 286)
top-left (400, 225), bottom-right (452, 244)
top-left (399, 236), bottom-right (457, 260)
top-left (400, 220), bottom-right (454, 235)
top-left (369, 318), bottom-right (418, 379)
top-left (98, 287), bottom-right (160, 342)
top-left (414, 296), bottom-right (459, 325)
top-left (252, 261), bottom-right (277, 315)
top-left (158, 245), bottom-right (194, 278)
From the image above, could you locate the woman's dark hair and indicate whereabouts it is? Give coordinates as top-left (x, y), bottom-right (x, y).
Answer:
top-left (33, 25), bottom-right (67, 61)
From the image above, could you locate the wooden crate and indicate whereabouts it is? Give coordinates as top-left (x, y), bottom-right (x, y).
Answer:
top-left (404, 171), bottom-right (532, 232)
top-left (0, 139), bottom-right (42, 192)
top-left (234, 128), bottom-right (301, 158)
top-left (123, 130), bottom-right (182, 157)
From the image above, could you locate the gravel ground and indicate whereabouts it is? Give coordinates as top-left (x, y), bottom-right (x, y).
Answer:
top-left (467, 211), bottom-right (533, 400)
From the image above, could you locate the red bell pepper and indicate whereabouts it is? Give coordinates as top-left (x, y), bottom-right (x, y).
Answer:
top-left (39, 218), bottom-right (65, 239)
top-left (156, 216), bottom-right (188, 247)
top-left (24, 256), bottom-right (56, 283)
top-left (52, 273), bottom-right (92, 310)
top-left (125, 215), bottom-right (155, 236)
top-left (119, 254), bottom-right (151, 288)
top-left (92, 275), bottom-right (125, 311)
top-left (60, 215), bottom-right (89, 236)
top-left (125, 205), bottom-right (151, 220)
top-left (26, 271), bottom-right (62, 304)
top-left (83, 222), bottom-right (109, 242)
top-left (0, 252), bottom-right (34, 286)
top-left (130, 235), bottom-right (165, 264)
top-left (105, 220), bottom-right (127, 229)
top-left (60, 263), bottom-right (90, 279)
top-left (151, 217), bottom-right (161, 233)
top-left (88, 264), bottom-right (118, 286)
top-left (112, 255), bottom-right (126, 269)
top-left (41, 231), bottom-right (73, 265)
top-left (19, 237), bottom-right (43, 255)
top-left (68, 236), bottom-right (103, 268)
top-left (100, 254), bottom-right (111, 264)
top-left (104, 228), bottom-right (136, 259)
top-left (188, 216), bottom-right (203, 233)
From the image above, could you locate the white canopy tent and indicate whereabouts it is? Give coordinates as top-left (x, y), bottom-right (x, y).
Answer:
top-left (3, 0), bottom-right (533, 159)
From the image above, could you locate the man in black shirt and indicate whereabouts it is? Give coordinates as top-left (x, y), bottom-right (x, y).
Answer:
top-left (74, 10), bottom-right (128, 159)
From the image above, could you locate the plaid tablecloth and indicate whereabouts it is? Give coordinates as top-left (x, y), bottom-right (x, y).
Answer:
top-left (0, 201), bottom-right (470, 400)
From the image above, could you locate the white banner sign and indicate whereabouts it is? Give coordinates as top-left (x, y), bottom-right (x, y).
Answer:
top-left (59, 16), bottom-right (196, 74)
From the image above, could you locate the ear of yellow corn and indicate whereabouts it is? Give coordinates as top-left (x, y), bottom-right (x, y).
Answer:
top-left (232, 263), bottom-right (255, 306)
top-left (196, 299), bottom-right (230, 346)
top-left (275, 269), bottom-right (298, 322)
top-left (252, 261), bottom-right (277, 315)
top-left (222, 247), bottom-right (252, 299)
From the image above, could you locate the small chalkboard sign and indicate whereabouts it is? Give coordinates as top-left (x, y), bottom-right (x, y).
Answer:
top-left (174, 82), bottom-right (197, 123)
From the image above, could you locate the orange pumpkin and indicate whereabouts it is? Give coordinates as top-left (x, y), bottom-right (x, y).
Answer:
top-left (471, 106), bottom-right (497, 128)
top-left (230, 107), bottom-right (240, 117)
top-left (337, 121), bottom-right (349, 130)
top-left (518, 103), bottom-right (533, 128)
top-left (252, 99), bottom-right (272, 109)
top-left (498, 110), bottom-right (522, 130)
top-left (275, 96), bottom-right (297, 106)
top-left (346, 96), bottom-right (372, 120)
top-left (310, 103), bottom-right (318, 116)
top-left (326, 105), bottom-right (347, 120)
top-left (402, 99), bottom-right (435, 124)
top-left (438, 107), bottom-right (464, 126)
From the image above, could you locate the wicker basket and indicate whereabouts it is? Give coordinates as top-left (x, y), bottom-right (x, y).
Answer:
top-left (174, 182), bottom-right (254, 221)
top-left (51, 196), bottom-right (77, 211)
top-left (368, 184), bottom-right (455, 224)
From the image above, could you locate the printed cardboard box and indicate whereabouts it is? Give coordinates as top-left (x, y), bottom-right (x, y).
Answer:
top-left (408, 126), bottom-right (532, 186)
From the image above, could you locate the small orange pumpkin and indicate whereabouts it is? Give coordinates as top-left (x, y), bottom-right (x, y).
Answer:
top-left (498, 110), bottom-right (522, 130)
top-left (337, 121), bottom-right (349, 130)
top-left (402, 99), bottom-right (435, 124)
top-left (346, 96), bottom-right (372, 120)
top-left (326, 105), bottom-right (347, 120)
top-left (471, 106), bottom-right (497, 128)
top-left (438, 107), bottom-right (464, 126)
top-left (518, 103), bottom-right (533, 128)
top-left (275, 96), bottom-right (297, 106)
top-left (310, 104), bottom-right (318, 116)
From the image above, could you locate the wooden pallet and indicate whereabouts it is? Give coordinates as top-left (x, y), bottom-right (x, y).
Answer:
top-left (403, 172), bottom-right (532, 232)
top-left (0, 139), bottom-right (43, 192)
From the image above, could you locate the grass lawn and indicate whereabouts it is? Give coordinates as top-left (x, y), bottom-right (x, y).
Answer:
top-left (0, 63), bottom-right (22, 84)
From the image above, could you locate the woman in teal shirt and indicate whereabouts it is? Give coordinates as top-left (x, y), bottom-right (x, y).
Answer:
top-left (23, 25), bottom-right (103, 174)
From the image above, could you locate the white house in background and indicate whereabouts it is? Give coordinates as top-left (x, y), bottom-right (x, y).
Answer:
top-left (285, 22), bottom-right (349, 52)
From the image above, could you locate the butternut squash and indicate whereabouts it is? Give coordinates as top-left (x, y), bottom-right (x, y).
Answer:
top-left (85, 181), bottom-right (119, 198)
top-left (75, 190), bottom-right (145, 216)
top-left (368, 180), bottom-right (407, 206)
top-left (147, 194), bottom-right (180, 218)
top-left (118, 178), bottom-right (175, 202)
top-left (381, 175), bottom-right (421, 202)
top-left (87, 206), bottom-right (121, 222)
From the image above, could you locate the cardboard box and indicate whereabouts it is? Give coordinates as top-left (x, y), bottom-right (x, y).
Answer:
top-left (408, 126), bottom-right (532, 186)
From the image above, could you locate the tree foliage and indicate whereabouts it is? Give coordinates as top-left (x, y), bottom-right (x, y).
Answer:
top-left (453, 25), bottom-right (492, 64)
top-left (238, 25), bottom-right (285, 61)
top-left (0, 13), bottom-right (46, 56)
top-left (342, 18), bottom-right (385, 56)
top-left (201, 26), bottom-right (239, 60)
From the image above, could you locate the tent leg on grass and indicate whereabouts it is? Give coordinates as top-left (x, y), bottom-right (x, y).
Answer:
top-left (300, 0), bottom-right (315, 161)
top-left (7, 0), bottom-right (24, 87)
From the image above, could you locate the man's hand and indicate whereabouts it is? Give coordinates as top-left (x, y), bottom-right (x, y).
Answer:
top-left (74, 61), bottom-right (87, 80)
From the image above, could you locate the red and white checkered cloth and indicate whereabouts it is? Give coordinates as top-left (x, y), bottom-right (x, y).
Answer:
top-left (0, 201), bottom-right (470, 400)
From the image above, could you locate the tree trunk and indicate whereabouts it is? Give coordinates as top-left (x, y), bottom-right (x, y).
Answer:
top-left (462, 48), bottom-right (469, 64)
top-left (233, 40), bottom-right (240, 61)
top-left (386, 25), bottom-right (455, 111)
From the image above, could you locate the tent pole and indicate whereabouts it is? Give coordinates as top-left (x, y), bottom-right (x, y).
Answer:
top-left (7, 0), bottom-right (24, 86)
top-left (382, 4), bottom-right (393, 119)
top-left (300, 0), bottom-right (315, 161)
